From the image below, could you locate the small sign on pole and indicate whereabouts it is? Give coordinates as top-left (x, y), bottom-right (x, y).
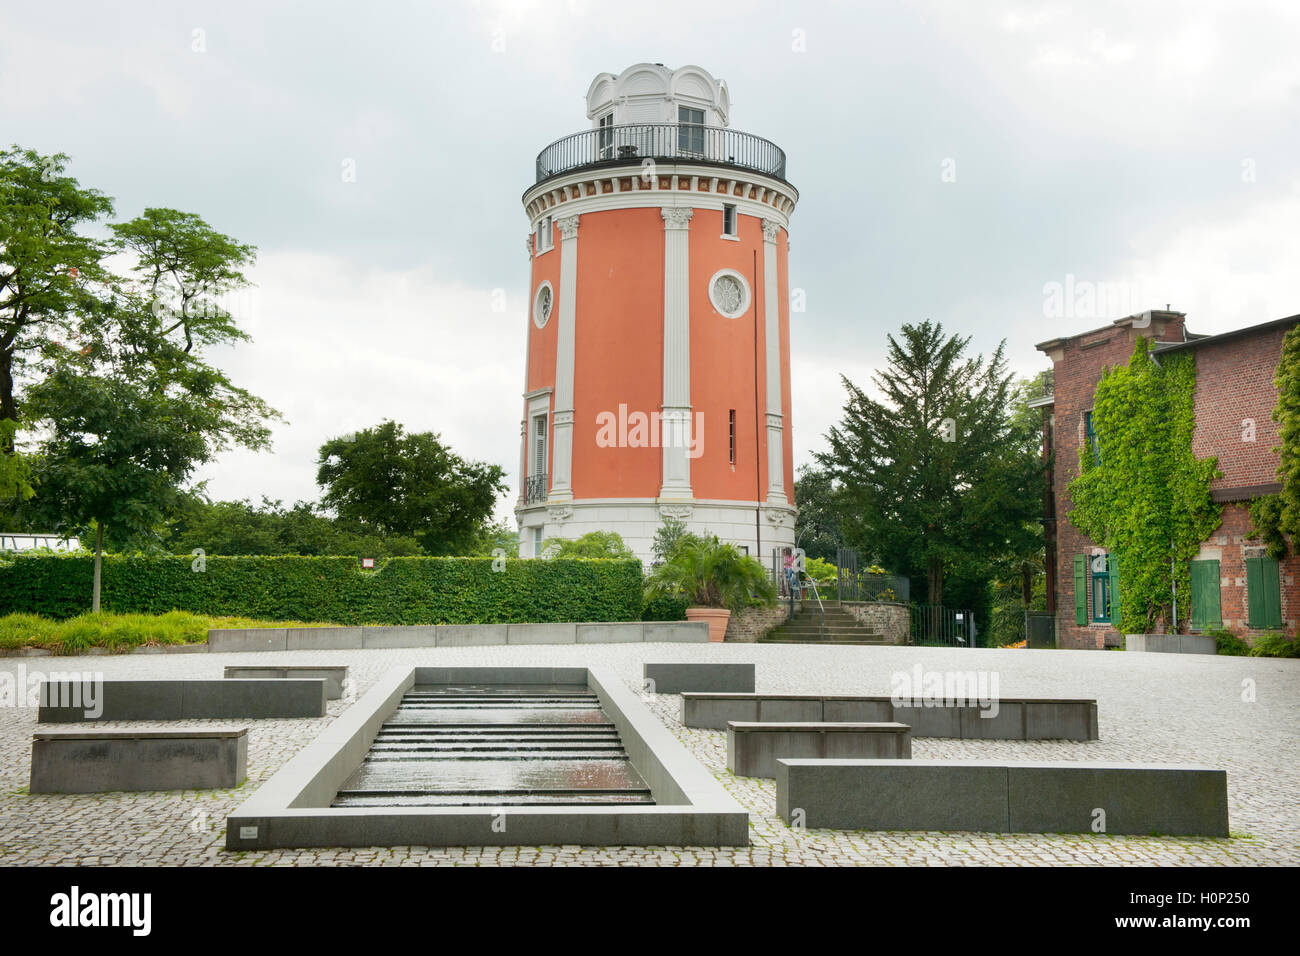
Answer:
top-left (361, 557), bottom-right (375, 569)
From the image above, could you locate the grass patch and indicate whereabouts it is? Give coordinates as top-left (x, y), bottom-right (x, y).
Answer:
top-left (0, 611), bottom-right (335, 654)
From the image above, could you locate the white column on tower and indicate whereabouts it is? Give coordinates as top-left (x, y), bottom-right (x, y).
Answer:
top-left (660, 206), bottom-right (694, 500)
top-left (519, 235), bottom-right (534, 506)
top-left (762, 218), bottom-right (787, 504)
top-left (549, 214), bottom-right (581, 502)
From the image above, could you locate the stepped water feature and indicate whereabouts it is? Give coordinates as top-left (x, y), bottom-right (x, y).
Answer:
top-left (226, 666), bottom-right (748, 848)
top-left (332, 682), bottom-right (653, 808)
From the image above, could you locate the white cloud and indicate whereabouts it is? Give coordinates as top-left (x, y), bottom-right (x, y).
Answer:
top-left (193, 251), bottom-right (526, 520)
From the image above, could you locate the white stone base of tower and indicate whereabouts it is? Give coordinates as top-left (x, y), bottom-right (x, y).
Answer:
top-left (515, 498), bottom-right (797, 570)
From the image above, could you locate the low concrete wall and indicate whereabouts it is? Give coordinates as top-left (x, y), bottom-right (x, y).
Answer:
top-left (644, 663), bottom-right (756, 694)
top-left (776, 759), bottom-right (1229, 836)
top-left (1125, 634), bottom-right (1216, 655)
top-left (30, 727), bottom-right (247, 793)
top-left (224, 666), bottom-right (348, 699)
top-left (225, 665), bottom-right (750, 849)
top-left (727, 721), bottom-right (911, 778)
top-left (681, 693), bottom-right (1098, 741)
top-left (38, 679), bottom-right (327, 722)
top-left (208, 621), bottom-right (708, 652)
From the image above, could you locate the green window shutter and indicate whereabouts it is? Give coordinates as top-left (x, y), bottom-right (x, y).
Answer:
top-left (1108, 553), bottom-right (1121, 626)
top-left (1246, 557), bottom-right (1267, 629)
top-left (1190, 560), bottom-right (1222, 629)
top-left (1073, 554), bottom-right (1087, 626)
top-left (1263, 556), bottom-right (1283, 628)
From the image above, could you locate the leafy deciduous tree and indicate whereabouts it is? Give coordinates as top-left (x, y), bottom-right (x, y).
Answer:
top-left (0, 146), bottom-right (114, 448)
top-left (540, 530), bottom-right (635, 560)
top-left (316, 421), bottom-right (506, 556)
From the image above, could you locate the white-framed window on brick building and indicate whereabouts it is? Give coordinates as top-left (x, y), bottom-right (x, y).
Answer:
top-left (1075, 551), bottom-right (1120, 626)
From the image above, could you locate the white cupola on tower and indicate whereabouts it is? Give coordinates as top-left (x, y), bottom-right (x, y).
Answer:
top-left (585, 63), bottom-right (731, 129)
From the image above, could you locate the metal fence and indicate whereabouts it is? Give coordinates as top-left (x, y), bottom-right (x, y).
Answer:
top-left (910, 605), bottom-right (977, 647)
top-left (523, 473), bottom-right (547, 504)
top-left (535, 123), bottom-right (788, 183)
top-left (834, 549), bottom-right (909, 603)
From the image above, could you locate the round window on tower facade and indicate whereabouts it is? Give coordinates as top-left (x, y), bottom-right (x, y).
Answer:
top-left (533, 281), bottom-right (554, 329)
top-left (708, 269), bottom-right (750, 319)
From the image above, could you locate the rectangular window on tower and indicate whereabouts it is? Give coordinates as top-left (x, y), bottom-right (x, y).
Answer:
top-left (729, 410), bottom-right (736, 465)
top-left (722, 204), bottom-right (738, 238)
top-left (597, 113), bottom-right (614, 159)
top-left (532, 414), bottom-right (548, 477)
top-left (677, 106), bottom-right (705, 154)
top-left (536, 216), bottom-right (553, 253)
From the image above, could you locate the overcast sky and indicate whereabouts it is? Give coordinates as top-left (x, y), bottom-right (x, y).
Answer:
top-left (4, 0), bottom-right (1298, 522)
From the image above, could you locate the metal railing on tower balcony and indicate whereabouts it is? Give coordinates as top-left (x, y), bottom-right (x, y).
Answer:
top-left (534, 124), bottom-right (787, 184)
top-left (523, 473), bottom-right (548, 505)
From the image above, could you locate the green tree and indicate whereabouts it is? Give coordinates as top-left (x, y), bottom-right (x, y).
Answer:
top-left (0, 146), bottom-right (114, 447)
top-left (110, 207), bottom-right (256, 355)
top-left (27, 348), bottom-right (273, 609)
top-left (816, 320), bottom-right (1042, 608)
top-left (541, 530), bottom-right (634, 559)
top-left (159, 495), bottom-right (423, 558)
top-left (651, 515), bottom-right (688, 564)
top-left (1068, 338), bottom-right (1221, 632)
top-left (465, 519), bottom-right (520, 558)
top-left (316, 421), bottom-right (506, 555)
top-left (0, 418), bottom-right (35, 513)
top-left (23, 210), bottom-right (278, 609)
top-left (983, 377), bottom-right (1051, 643)
top-left (793, 464), bottom-right (842, 562)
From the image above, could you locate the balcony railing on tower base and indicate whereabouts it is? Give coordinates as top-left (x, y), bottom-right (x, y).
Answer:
top-left (523, 473), bottom-right (548, 505)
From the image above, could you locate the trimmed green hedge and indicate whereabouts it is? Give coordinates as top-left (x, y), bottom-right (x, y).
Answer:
top-left (0, 554), bottom-right (644, 624)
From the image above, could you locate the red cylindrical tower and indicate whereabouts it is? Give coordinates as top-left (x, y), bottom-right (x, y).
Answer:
top-left (516, 63), bottom-right (798, 564)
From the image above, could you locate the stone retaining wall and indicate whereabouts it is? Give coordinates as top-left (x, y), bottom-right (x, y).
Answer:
top-left (841, 601), bottom-right (909, 644)
top-left (724, 604), bottom-right (792, 643)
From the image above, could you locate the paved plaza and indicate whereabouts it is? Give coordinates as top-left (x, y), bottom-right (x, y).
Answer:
top-left (1, 643), bottom-right (1296, 866)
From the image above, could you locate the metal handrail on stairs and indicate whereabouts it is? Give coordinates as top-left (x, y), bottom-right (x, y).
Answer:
top-left (800, 572), bottom-right (826, 640)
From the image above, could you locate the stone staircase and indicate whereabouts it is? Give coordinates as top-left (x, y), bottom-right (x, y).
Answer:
top-left (760, 600), bottom-right (890, 645)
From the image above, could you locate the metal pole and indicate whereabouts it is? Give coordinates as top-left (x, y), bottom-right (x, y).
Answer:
top-left (1171, 545), bottom-right (1178, 633)
top-left (753, 249), bottom-right (762, 562)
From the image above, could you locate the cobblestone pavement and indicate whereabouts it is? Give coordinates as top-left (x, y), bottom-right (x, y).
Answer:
top-left (1, 643), bottom-right (1296, 866)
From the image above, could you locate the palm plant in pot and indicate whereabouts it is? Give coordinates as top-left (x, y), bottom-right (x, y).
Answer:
top-left (645, 533), bottom-right (777, 642)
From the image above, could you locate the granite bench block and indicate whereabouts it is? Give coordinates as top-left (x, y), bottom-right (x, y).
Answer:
top-left (643, 663), bottom-right (755, 694)
top-left (728, 721), bottom-right (911, 778)
top-left (776, 759), bottom-right (1228, 836)
top-left (38, 679), bottom-right (326, 722)
top-left (224, 666), bottom-right (348, 699)
top-left (30, 727), bottom-right (248, 793)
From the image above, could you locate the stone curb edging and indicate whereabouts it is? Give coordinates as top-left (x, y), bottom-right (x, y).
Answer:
top-left (0, 621), bottom-right (709, 657)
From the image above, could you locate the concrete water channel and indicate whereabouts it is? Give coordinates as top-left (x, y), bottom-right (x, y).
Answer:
top-left (333, 682), bottom-right (654, 807)
top-left (226, 666), bottom-right (748, 848)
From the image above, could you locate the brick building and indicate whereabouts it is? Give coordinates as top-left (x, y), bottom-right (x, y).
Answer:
top-left (1034, 311), bottom-right (1300, 649)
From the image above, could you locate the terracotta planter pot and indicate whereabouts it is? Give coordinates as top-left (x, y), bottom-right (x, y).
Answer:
top-left (685, 606), bottom-right (732, 643)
